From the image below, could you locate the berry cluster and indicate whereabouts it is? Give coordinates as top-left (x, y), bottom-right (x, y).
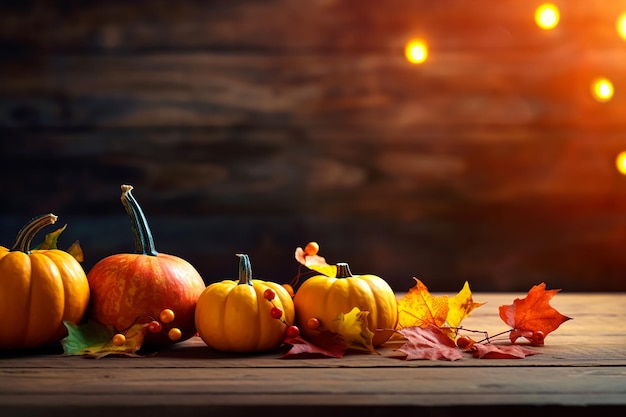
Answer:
top-left (111, 308), bottom-right (182, 346)
top-left (263, 288), bottom-right (300, 338)
top-left (455, 329), bottom-right (546, 350)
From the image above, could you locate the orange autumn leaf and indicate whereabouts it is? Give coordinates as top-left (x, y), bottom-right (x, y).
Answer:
top-left (446, 281), bottom-right (486, 329)
top-left (294, 243), bottom-right (337, 278)
top-left (397, 278), bottom-right (449, 329)
top-left (498, 282), bottom-right (572, 344)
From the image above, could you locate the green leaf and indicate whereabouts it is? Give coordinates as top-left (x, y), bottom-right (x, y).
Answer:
top-left (32, 224), bottom-right (84, 262)
top-left (61, 320), bottom-right (148, 359)
top-left (33, 224), bottom-right (68, 250)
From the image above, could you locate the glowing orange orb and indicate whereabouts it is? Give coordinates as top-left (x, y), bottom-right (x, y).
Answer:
top-left (535, 4), bottom-right (560, 30)
top-left (618, 12), bottom-right (626, 40)
top-left (592, 78), bottom-right (614, 102)
top-left (616, 152), bottom-right (626, 175)
top-left (405, 39), bottom-right (428, 64)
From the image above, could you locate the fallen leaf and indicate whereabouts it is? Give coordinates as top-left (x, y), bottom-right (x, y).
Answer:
top-left (396, 325), bottom-right (463, 361)
top-left (498, 282), bottom-right (572, 344)
top-left (61, 320), bottom-right (149, 359)
top-left (472, 343), bottom-right (540, 359)
top-left (397, 278), bottom-right (449, 330)
top-left (280, 333), bottom-right (346, 359)
top-left (446, 281), bottom-right (486, 329)
top-left (331, 307), bottom-right (377, 353)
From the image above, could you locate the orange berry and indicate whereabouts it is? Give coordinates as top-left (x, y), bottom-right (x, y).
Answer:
top-left (304, 242), bottom-right (319, 256)
top-left (112, 333), bottom-right (126, 346)
top-left (282, 284), bottom-right (295, 298)
top-left (159, 309), bottom-right (175, 324)
top-left (306, 317), bottom-right (320, 330)
top-left (168, 328), bottom-right (182, 341)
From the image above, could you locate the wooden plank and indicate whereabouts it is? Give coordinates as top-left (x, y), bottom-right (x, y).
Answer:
top-left (1, 0), bottom-right (625, 52)
top-left (1, 294), bottom-right (625, 416)
top-left (1, 50), bottom-right (624, 129)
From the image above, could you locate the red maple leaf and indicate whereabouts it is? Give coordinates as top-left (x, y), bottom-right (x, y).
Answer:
top-left (472, 343), bottom-right (540, 359)
top-left (280, 332), bottom-right (346, 359)
top-left (498, 282), bottom-right (572, 344)
top-left (396, 325), bottom-right (463, 361)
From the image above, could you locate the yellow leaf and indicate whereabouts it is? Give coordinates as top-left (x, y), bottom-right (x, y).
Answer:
top-left (87, 323), bottom-right (148, 359)
top-left (397, 278), bottom-right (449, 329)
top-left (331, 307), bottom-right (376, 353)
top-left (66, 240), bottom-right (84, 262)
top-left (446, 281), bottom-right (486, 329)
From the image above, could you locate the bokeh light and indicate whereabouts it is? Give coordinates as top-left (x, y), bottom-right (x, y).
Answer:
top-left (535, 4), bottom-right (560, 30)
top-left (617, 12), bottom-right (626, 40)
top-left (616, 151), bottom-right (626, 175)
top-left (591, 78), bottom-right (614, 102)
top-left (405, 39), bottom-right (428, 64)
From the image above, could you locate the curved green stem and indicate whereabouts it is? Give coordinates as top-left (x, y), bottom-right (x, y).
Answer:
top-left (120, 184), bottom-right (157, 256)
top-left (336, 262), bottom-right (353, 278)
top-left (11, 213), bottom-right (58, 253)
top-left (236, 254), bottom-right (253, 286)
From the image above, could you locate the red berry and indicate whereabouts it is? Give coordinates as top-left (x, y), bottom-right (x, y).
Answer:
top-left (456, 335), bottom-right (474, 349)
top-left (264, 288), bottom-right (276, 301)
top-left (270, 306), bottom-right (283, 319)
top-left (531, 330), bottom-right (545, 345)
top-left (285, 325), bottom-right (300, 338)
top-left (148, 320), bottom-right (163, 333)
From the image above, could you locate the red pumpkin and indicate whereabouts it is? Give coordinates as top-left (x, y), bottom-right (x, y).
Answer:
top-left (86, 185), bottom-right (206, 346)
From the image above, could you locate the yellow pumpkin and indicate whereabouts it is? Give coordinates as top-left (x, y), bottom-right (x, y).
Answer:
top-left (0, 214), bottom-right (90, 350)
top-left (195, 254), bottom-right (295, 352)
top-left (294, 262), bottom-right (398, 346)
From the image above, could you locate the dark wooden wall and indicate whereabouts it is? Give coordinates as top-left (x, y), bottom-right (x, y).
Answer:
top-left (2, 0), bottom-right (626, 292)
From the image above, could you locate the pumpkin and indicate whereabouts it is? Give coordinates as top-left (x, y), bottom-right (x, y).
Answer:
top-left (0, 213), bottom-right (90, 350)
top-left (195, 254), bottom-right (295, 352)
top-left (293, 262), bottom-right (398, 346)
top-left (86, 185), bottom-right (206, 347)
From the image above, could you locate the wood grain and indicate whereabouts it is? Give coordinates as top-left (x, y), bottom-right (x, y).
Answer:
top-left (1, 293), bottom-right (625, 417)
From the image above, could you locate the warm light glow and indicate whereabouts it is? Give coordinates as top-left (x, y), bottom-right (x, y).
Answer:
top-left (405, 39), bottom-right (428, 64)
top-left (535, 4), bottom-right (560, 30)
top-left (616, 151), bottom-right (626, 175)
top-left (592, 78), bottom-right (614, 102)
top-left (618, 12), bottom-right (626, 40)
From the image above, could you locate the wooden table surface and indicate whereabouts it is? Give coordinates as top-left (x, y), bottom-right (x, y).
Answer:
top-left (1, 292), bottom-right (625, 417)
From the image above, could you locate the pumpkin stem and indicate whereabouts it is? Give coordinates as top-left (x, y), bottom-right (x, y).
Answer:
top-left (10, 213), bottom-right (58, 253)
top-left (120, 184), bottom-right (157, 256)
top-left (336, 262), bottom-right (353, 278)
top-left (236, 254), bottom-right (253, 286)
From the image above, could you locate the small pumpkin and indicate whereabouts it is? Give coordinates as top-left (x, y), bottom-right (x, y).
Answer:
top-left (293, 262), bottom-right (398, 346)
top-left (195, 254), bottom-right (294, 352)
top-left (0, 214), bottom-right (90, 350)
top-left (86, 185), bottom-right (206, 347)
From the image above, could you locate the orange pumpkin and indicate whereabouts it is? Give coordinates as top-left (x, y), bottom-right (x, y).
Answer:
top-left (195, 254), bottom-right (294, 352)
top-left (294, 262), bottom-right (398, 346)
top-left (0, 214), bottom-right (90, 350)
top-left (87, 185), bottom-right (206, 347)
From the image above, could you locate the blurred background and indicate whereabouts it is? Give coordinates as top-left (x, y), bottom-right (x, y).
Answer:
top-left (1, 0), bottom-right (626, 293)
